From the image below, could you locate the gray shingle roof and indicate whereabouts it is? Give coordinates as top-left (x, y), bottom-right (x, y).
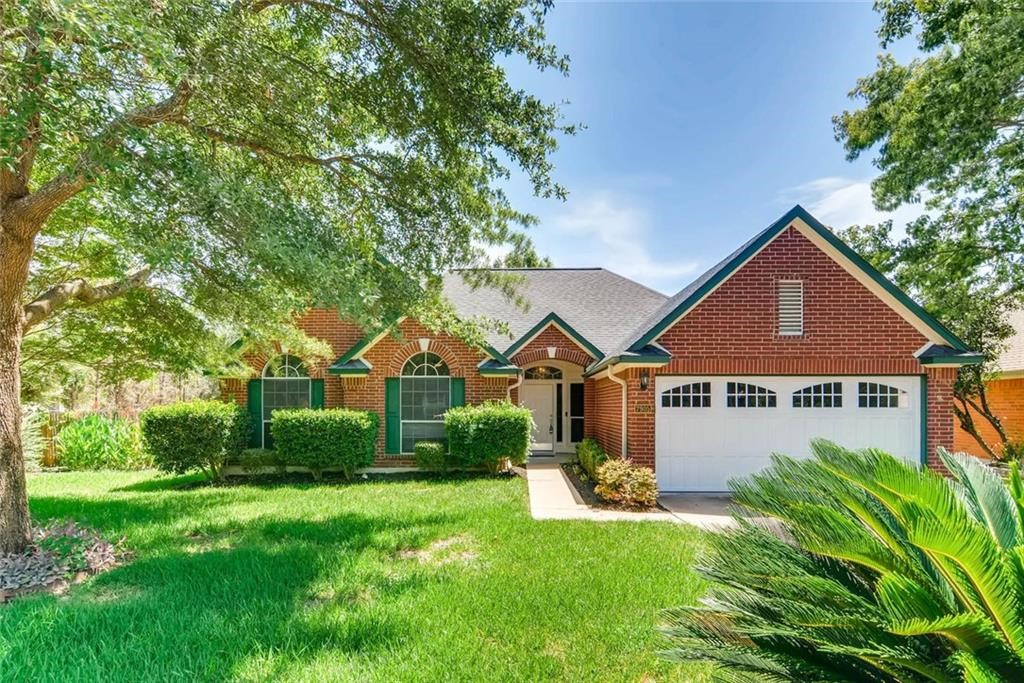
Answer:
top-left (441, 268), bottom-right (668, 357)
top-left (997, 309), bottom-right (1024, 373)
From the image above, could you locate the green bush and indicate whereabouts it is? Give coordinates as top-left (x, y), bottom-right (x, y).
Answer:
top-left (56, 413), bottom-right (151, 470)
top-left (414, 441), bottom-right (449, 472)
top-left (662, 441), bottom-right (1024, 680)
top-left (445, 400), bottom-right (532, 473)
top-left (140, 400), bottom-right (247, 479)
top-left (575, 438), bottom-right (607, 480)
top-left (271, 408), bottom-right (378, 480)
top-left (594, 459), bottom-right (657, 508)
top-left (234, 448), bottom-right (286, 474)
top-left (21, 408), bottom-right (48, 470)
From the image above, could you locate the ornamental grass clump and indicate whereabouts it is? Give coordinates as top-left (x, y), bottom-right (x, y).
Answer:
top-left (576, 438), bottom-right (608, 480)
top-left (57, 414), bottom-right (150, 470)
top-left (662, 440), bottom-right (1024, 682)
top-left (270, 408), bottom-right (377, 481)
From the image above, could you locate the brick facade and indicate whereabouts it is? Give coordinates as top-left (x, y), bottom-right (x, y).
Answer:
top-left (953, 376), bottom-right (1024, 458)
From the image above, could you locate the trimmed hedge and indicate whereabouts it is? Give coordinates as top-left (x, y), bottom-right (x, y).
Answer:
top-left (271, 408), bottom-right (378, 480)
top-left (576, 438), bottom-right (607, 480)
top-left (413, 441), bottom-right (449, 472)
top-left (445, 400), bottom-right (532, 473)
top-left (140, 400), bottom-right (248, 479)
top-left (595, 459), bottom-right (658, 508)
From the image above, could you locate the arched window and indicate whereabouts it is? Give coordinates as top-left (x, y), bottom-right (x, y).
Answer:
top-left (793, 382), bottom-right (843, 408)
top-left (858, 382), bottom-right (907, 408)
top-left (400, 352), bottom-right (450, 453)
top-left (726, 382), bottom-right (776, 408)
top-left (262, 355), bottom-right (310, 448)
top-left (524, 366), bottom-right (563, 380)
top-left (661, 382), bottom-right (711, 408)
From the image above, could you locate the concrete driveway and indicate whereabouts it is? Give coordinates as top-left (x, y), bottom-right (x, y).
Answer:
top-left (658, 493), bottom-right (738, 529)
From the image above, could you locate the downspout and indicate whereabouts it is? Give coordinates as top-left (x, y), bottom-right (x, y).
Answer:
top-left (507, 370), bottom-right (524, 402)
top-left (605, 365), bottom-right (628, 458)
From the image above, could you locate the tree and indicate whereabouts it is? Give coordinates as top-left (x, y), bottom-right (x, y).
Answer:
top-left (833, 1), bottom-right (1024, 458)
top-left (0, 1), bottom-right (572, 552)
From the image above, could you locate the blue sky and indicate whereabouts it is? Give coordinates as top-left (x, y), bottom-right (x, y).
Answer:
top-left (500, 1), bottom-right (923, 294)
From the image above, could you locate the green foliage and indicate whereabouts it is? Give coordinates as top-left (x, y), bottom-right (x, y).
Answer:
top-left (140, 400), bottom-right (247, 479)
top-left (445, 401), bottom-right (532, 473)
top-left (1003, 440), bottom-right (1024, 464)
top-left (270, 409), bottom-right (378, 481)
top-left (234, 448), bottom-right (286, 474)
top-left (20, 409), bottom-right (47, 470)
top-left (594, 459), bottom-right (657, 508)
top-left (414, 441), bottom-right (450, 473)
top-left (662, 440), bottom-right (1024, 681)
top-left (834, 3), bottom-right (1024, 457)
top-left (56, 414), bottom-right (149, 471)
top-left (575, 438), bottom-right (607, 480)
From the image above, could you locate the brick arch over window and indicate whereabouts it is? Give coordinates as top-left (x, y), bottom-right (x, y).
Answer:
top-left (386, 340), bottom-right (467, 377)
top-left (512, 346), bottom-right (591, 368)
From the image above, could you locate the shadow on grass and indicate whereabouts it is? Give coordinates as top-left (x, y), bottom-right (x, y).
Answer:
top-left (1, 502), bottom-right (451, 680)
top-left (111, 472), bottom-right (209, 493)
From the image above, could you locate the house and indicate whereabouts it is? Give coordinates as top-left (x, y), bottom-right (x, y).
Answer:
top-left (221, 205), bottom-right (981, 492)
top-left (953, 309), bottom-right (1024, 458)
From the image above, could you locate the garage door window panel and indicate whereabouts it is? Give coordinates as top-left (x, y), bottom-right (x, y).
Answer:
top-left (661, 382), bottom-right (711, 408)
top-left (793, 382), bottom-right (843, 408)
top-left (727, 382), bottom-right (776, 408)
top-left (858, 382), bottom-right (907, 408)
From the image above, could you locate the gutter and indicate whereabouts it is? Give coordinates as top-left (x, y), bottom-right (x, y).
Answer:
top-left (507, 370), bottom-right (524, 402)
top-left (605, 365), bottom-right (628, 458)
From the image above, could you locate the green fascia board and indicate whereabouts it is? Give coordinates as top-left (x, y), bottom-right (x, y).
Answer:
top-left (629, 204), bottom-right (971, 353)
top-left (479, 367), bottom-right (520, 376)
top-left (583, 351), bottom-right (671, 377)
top-left (919, 353), bottom-right (984, 366)
top-left (504, 312), bottom-right (603, 360)
top-left (483, 344), bottom-right (513, 366)
top-left (335, 321), bottom-right (512, 368)
top-left (327, 358), bottom-right (371, 376)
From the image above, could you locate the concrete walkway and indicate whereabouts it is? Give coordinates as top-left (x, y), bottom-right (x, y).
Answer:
top-left (525, 462), bottom-right (735, 528)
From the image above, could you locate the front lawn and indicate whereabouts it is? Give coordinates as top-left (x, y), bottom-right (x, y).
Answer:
top-left (1, 472), bottom-right (706, 682)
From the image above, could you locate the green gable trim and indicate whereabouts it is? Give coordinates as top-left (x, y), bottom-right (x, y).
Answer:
top-left (583, 351), bottom-right (671, 377)
top-left (918, 354), bottom-right (984, 366)
top-left (333, 321), bottom-right (511, 370)
top-left (628, 205), bottom-right (970, 353)
top-left (327, 358), bottom-right (372, 376)
top-left (504, 312), bottom-right (603, 360)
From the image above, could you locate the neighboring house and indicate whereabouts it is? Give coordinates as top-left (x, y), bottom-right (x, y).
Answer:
top-left (953, 309), bottom-right (1024, 457)
top-left (221, 205), bottom-right (981, 492)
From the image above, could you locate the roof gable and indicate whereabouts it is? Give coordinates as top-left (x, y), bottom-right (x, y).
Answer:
top-left (623, 205), bottom-right (969, 354)
top-left (505, 312), bottom-right (603, 360)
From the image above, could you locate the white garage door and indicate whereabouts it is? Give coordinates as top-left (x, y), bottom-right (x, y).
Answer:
top-left (654, 375), bottom-right (922, 492)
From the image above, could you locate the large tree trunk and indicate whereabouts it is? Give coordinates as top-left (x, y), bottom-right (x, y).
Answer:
top-left (0, 225), bottom-right (34, 553)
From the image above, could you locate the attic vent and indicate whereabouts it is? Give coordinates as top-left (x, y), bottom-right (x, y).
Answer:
top-left (778, 280), bottom-right (803, 336)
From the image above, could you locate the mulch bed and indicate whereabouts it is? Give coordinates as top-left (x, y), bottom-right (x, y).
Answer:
top-left (560, 463), bottom-right (659, 512)
top-left (0, 521), bottom-right (123, 603)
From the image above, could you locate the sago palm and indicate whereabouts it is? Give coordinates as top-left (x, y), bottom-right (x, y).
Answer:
top-left (661, 440), bottom-right (1024, 682)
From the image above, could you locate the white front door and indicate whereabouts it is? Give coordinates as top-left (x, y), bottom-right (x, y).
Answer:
top-left (654, 375), bottom-right (922, 492)
top-left (522, 384), bottom-right (556, 453)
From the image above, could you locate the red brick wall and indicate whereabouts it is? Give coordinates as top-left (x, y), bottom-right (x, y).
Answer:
top-left (590, 375), bottom-right (623, 457)
top-left (511, 325), bottom-right (595, 368)
top-left (625, 224), bottom-right (955, 471)
top-left (954, 376), bottom-right (1024, 458)
top-left (221, 311), bottom-right (510, 465)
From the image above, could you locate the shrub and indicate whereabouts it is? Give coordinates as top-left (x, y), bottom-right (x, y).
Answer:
top-left (414, 441), bottom-right (449, 472)
top-left (1003, 439), bottom-right (1024, 463)
top-left (56, 414), bottom-right (151, 470)
top-left (575, 438), bottom-right (607, 480)
top-left (594, 459), bottom-right (657, 508)
top-left (445, 401), bottom-right (532, 473)
top-left (271, 408), bottom-right (378, 480)
top-left (140, 400), bottom-right (247, 479)
top-left (662, 441), bottom-right (1024, 680)
top-left (234, 448), bottom-right (286, 474)
top-left (20, 408), bottom-right (48, 470)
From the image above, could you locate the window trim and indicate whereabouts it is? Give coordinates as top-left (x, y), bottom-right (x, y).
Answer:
top-left (778, 279), bottom-right (804, 336)
top-left (399, 352), bottom-right (451, 454)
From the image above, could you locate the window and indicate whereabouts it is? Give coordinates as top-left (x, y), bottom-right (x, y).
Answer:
top-left (524, 366), bottom-right (563, 380)
top-left (778, 280), bottom-right (803, 336)
top-left (727, 382), bottom-right (776, 408)
top-left (401, 352), bottom-right (450, 453)
top-left (661, 382), bottom-right (711, 408)
top-left (858, 382), bottom-right (907, 408)
top-left (262, 355), bottom-right (310, 448)
top-left (569, 383), bottom-right (585, 442)
top-left (793, 382), bottom-right (843, 408)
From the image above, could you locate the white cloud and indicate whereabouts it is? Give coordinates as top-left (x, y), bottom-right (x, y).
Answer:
top-left (784, 177), bottom-right (928, 236)
top-left (546, 192), bottom-right (698, 293)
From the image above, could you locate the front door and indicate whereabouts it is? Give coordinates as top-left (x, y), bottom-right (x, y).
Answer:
top-left (521, 384), bottom-right (555, 453)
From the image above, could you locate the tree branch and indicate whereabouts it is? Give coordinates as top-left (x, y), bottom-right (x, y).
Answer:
top-left (5, 82), bottom-right (194, 233)
top-left (22, 268), bottom-right (153, 330)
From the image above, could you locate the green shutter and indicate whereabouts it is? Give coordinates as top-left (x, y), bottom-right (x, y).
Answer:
top-left (385, 377), bottom-right (401, 455)
top-left (450, 377), bottom-right (465, 408)
top-left (311, 379), bottom-right (325, 408)
top-left (247, 379), bottom-right (262, 448)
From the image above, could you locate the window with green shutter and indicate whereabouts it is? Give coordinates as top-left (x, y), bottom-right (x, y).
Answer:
top-left (247, 379), bottom-right (262, 448)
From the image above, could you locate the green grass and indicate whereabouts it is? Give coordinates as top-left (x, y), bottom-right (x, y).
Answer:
top-left (1, 471), bottom-right (707, 682)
